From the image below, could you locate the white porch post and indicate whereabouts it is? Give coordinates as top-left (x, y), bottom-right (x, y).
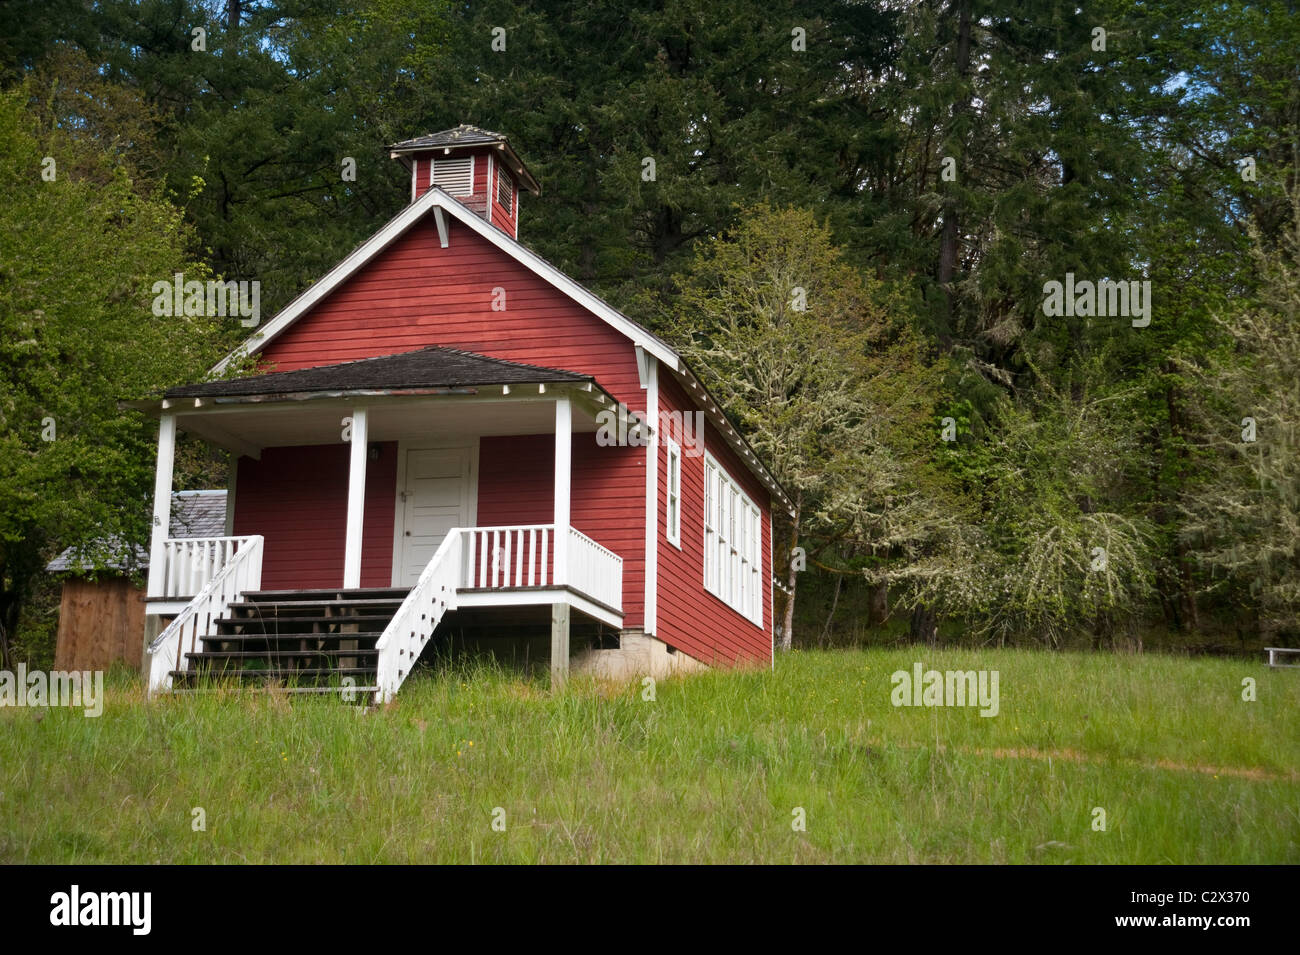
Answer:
top-left (553, 396), bottom-right (571, 586)
top-left (343, 407), bottom-right (369, 589)
top-left (146, 414), bottom-right (177, 599)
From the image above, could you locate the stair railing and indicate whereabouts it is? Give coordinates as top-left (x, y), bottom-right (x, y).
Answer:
top-left (146, 536), bottom-right (264, 697)
top-left (374, 529), bottom-right (464, 703)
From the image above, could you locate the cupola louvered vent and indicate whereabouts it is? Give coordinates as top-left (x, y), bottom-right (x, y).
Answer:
top-left (392, 126), bottom-right (538, 239)
top-left (497, 169), bottom-right (513, 214)
top-left (431, 156), bottom-right (474, 196)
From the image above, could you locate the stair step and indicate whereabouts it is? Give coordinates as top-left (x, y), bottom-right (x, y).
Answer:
top-left (161, 585), bottom-right (417, 700)
top-left (215, 615), bottom-right (394, 630)
top-left (169, 685), bottom-right (380, 696)
top-left (187, 649), bottom-right (380, 661)
top-left (240, 588), bottom-right (409, 602)
top-left (229, 599), bottom-right (405, 612)
top-left (202, 632), bottom-right (383, 644)
top-left (171, 667), bottom-right (377, 680)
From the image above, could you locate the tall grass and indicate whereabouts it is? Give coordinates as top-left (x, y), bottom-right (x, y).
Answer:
top-left (2, 648), bottom-right (1296, 863)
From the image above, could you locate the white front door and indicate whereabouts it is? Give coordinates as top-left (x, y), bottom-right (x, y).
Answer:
top-left (396, 446), bottom-right (473, 587)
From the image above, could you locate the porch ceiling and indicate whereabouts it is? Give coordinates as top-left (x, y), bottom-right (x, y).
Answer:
top-left (161, 390), bottom-right (613, 455)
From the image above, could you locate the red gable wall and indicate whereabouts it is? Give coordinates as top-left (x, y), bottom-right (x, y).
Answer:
top-left (258, 221), bottom-right (639, 392)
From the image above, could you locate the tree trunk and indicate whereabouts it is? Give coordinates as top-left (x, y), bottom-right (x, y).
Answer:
top-left (936, 0), bottom-right (973, 351)
top-left (0, 594), bottom-right (16, 672)
top-left (819, 574), bottom-right (842, 648)
top-left (909, 605), bottom-right (937, 646)
top-left (779, 498), bottom-right (802, 651)
top-left (867, 580), bottom-right (889, 630)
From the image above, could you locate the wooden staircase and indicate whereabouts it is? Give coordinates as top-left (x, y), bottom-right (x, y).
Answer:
top-left (169, 588), bottom-right (409, 696)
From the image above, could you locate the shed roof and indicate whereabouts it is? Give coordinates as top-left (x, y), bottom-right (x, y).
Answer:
top-left (46, 490), bottom-right (227, 574)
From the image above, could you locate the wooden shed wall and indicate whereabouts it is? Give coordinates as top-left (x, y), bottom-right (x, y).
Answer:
top-left (54, 576), bottom-right (146, 671)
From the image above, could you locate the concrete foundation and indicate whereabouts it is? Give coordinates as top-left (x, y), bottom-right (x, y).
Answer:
top-left (572, 628), bottom-right (708, 681)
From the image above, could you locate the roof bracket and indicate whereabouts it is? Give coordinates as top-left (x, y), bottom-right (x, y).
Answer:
top-left (432, 207), bottom-right (449, 248)
top-left (635, 344), bottom-right (652, 390)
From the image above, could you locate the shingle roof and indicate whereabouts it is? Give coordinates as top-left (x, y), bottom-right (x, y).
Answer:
top-left (164, 346), bottom-right (592, 400)
top-left (388, 125), bottom-right (507, 151)
top-left (46, 491), bottom-right (227, 574)
top-left (168, 490), bottom-right (229, 538)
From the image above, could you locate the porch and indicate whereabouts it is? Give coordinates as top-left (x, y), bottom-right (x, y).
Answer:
top-left (133, 346), bottom-right (640, 702)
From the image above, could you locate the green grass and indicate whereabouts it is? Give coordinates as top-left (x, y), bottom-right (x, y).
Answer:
top-left (2, 648), bottom-right (1297, 863)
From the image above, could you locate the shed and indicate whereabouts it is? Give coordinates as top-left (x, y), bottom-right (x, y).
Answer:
top-left (46, 491), bottom-right (227, 671)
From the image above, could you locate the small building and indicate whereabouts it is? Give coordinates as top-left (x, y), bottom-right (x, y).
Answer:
top-left (45, 491), bottom-right (228, 671)
top-left (128, 126), bottom-right (793, 702)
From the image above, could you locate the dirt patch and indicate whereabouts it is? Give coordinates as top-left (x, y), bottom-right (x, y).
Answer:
top-left (941, 742), bottom-right (1297, 782)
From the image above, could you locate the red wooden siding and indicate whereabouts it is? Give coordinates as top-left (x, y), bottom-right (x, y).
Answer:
top-left (476, 432), bottom-right (645, 620)
top-left (488, 162), bottom-right (514, 235)
top-left (232, 443), bottom-right (397, 590)
top-left (478, 434), bottom-right (553, 525)
top-left (258, 217), bottom-right (648, 623)
top-left (411, 149), bottom-right (488, 203)
top-left (656, 373), bottom-right (772, 665)
top-left (572, 433), bottom-right (644, 619)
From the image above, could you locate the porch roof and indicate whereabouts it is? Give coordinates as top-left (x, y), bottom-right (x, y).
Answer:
top-left (163, 346), bottom-right (592, 400)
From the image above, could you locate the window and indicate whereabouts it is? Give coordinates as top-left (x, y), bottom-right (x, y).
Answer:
top-left (497, 167), bottom-right (513, 213)
top-left (665, 438), bottom-right (681, 548)
top-left (703, 452), bottom-right (762, 624)
top-left (430, 156), bottom-right (474, 196)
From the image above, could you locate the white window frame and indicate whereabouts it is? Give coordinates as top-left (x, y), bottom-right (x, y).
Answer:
top-left (665, 437), bottom-right (682, 548)
top-left (703, 451), bottom-right (762, 625)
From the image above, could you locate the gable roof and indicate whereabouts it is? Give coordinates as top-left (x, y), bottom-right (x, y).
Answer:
top-left (46, 491), bottom-right (227, 574)
top-left (209, 186), bottom-right (794, 514)
top-left (169, 346), bottom-right (591, 399)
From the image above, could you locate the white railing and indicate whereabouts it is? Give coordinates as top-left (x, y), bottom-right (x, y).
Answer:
top-left (147, 536), bottom-right (264, 696)
top-left (160, 536), bottom-right (255, 599)
top-left (461, 525), bottom-right (553, 589)
top-left (567, 527), bottom-right (623, 611)
top-left (374, 531), bottom-right (463, 704)
top-left (374, 524), bottom-right (623, 702)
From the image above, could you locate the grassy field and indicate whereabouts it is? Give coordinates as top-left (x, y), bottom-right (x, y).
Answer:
top-left (2, 647), bottom-right (1297, 863)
